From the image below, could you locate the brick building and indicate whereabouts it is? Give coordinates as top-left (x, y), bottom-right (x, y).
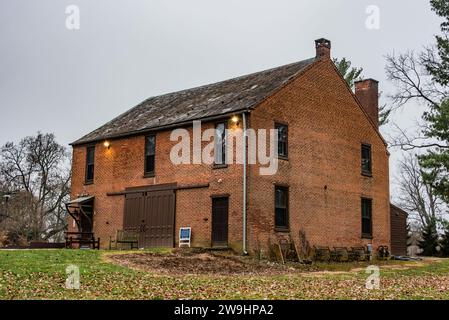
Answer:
top-left (390, 204), bottom-right (408, 256)
top-left (68, 38), bottom-right (391, 254)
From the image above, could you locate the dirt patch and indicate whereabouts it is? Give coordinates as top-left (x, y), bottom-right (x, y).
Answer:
top-left (107, 250), bottom-right (317, 275)
top-left (106, 250), bottom-right (437, 277)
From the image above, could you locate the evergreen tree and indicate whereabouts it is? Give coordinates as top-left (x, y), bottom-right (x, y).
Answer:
top-left (419, 99), bottom-right (449, 203)
top-left (439, 221), bottom-right (449, 257)
top-left (425, 0), bottom-right (449, 86)
top-left (419, 0), bottom-right (449, 201)
top-left (333, 57), bottom-right (363, 89)
top-left (418, 221), bottom-right (440, 256)
top-left (378, 104), bottom-right (392, 126)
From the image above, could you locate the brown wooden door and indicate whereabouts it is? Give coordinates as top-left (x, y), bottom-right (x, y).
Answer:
top-left (80, 213), bottom-right (93, 233)
top-left (79, 199), bottom-right (94, 234)
top-left (124, 189), bottom-right (175, 248)
top-left (142, 190), bottom-right (175, 247)
top-left (212, 197), bottom-right (229, 247)
top-left (123, 192), bottom-right (145, 245)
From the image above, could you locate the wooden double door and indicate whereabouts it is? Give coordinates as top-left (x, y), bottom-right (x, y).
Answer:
top-left (124, 188), bottom-right (229, 248)
top-left (124, 189), bottom-right (175, 248)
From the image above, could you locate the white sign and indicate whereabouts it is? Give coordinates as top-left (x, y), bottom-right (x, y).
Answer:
top-left (179, 227), bottom-right (191, 248)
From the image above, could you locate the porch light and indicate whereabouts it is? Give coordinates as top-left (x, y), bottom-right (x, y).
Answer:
top-left (103, 141), bottom-right (111, 149)
top-left (231, 115), bottom-right (240, 124)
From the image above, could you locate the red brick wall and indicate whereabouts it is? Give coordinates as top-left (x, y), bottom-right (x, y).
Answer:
top-left (355, 79), bottom-right (379, 128)
top-left (247, 58), bottom-right (390, 255)
top-left (70, 121), bottom-right (244, 250)
top-left (70, 58), bottom-right (390, 254)
top-left (390, 205), bottom-right (407, 256)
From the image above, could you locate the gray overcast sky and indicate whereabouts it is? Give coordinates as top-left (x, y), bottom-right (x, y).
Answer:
top-left (0, 0), bottom-right (442, 199)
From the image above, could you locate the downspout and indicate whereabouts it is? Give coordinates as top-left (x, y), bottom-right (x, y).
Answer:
top-left (242, 112), bottom-right (248, 255)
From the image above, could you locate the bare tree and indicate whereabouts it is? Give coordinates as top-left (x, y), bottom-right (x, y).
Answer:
top-left (0, 133), bottom-right (70, 243)
top-left (397, 153), bottom-right (444, 228)
top-left (385, 50), bottom-right (449, 151)
top-left (386, 50), bottom-right (446, 109)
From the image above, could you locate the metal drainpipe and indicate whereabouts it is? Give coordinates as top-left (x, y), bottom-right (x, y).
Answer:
top-left (242, 112), bottom-right (248, 255)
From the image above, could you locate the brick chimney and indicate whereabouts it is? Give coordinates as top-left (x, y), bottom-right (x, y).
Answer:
top-left (355, 79), bottom-right (379, 128)
top-left (315, 38), bottom-right (331, 59)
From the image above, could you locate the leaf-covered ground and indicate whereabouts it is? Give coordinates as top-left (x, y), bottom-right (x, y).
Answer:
top-left (0, 249), bottom-right (448, 300)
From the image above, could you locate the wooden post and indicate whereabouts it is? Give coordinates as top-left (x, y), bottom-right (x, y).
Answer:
top-left (277, 243), bottom-right (285, 264)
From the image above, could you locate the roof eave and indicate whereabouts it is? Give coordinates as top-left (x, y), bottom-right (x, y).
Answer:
top-left (70, 108), bottom-right (252, 147)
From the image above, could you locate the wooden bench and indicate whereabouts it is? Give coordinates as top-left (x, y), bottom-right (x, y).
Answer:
top-left (109, 230), bottom-right (139, 250)
top-left (331, 247), bottom-right (349, 262)
top-left (349, 246), bottom-right (370, 261)
top-left (65, 232), bottom-right (100, 250)
top-left (313, 246), bottom-right (331, 262)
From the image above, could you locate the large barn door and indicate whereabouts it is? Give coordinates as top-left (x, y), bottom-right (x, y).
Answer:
top-left (124, 189), bottom-right (175, 248)
top-left (124, 192), bottom-right (146, 245)
top-left (142, 190), bottom-right (175, 247)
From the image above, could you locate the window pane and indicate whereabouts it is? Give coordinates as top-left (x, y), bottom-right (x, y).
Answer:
top-left (275, 208), bottom-right (287, 227)
top-left (278, 141), bottom-right (286, 157)
top-left (146, 135), bottom-right (155, 156)
top-left (276, 124), bottom-right (288, 157)
top-left (278, 126), bottom-right (287, 142)
top-left (215, 123), bottom-right (226, 164)
top-left (275, 188), bottom-right (287, 208)
top-left (145, 135), bottom-right (155, 174)
top-left (146, 155), bottom-right (155, 173)
top-left (86, 147), bottom-right (95, 182)
top-left (362, 218), bottom-right (371, 235)
top-left (86, 164), bottom-right (94, 181)
top-left (87, 147), bottom-right (95, 164)
top-left (361, 198), bottom-right (372, 235)
top-left (362, 202), bottom-right (370, 218)
top-left (275, 187), bottom-right (288, 228)
top-left (361, 144), bottom-right (372, 174)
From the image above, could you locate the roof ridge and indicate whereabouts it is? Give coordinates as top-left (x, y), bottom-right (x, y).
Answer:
top-left (71, 57), bottom-right (317, 145)
top-left (137, 57), bottom-right (316, 104)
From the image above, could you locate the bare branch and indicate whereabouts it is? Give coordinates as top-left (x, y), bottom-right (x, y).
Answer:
top-left (385, 51), bottom-right (445, 108)
top-left (0, 133), bottom-right (71, 243)
top-left (388, 122), bottom-right (449, 151)
top-left (395, 153), bottom-right (446, 228)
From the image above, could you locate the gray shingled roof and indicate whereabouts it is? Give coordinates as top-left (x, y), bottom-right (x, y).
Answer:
top-left (72, 57), bottom-right (317, 145)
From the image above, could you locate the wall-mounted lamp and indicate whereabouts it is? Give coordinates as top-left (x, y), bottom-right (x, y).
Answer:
top-left (3, 194), bottom-right (10, 204)
top-left (231, 115), bottom-right (240, 125)
top-left (103, 141), bottom-right (111, 149)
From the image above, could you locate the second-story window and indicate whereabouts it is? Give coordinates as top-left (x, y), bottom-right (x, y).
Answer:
top-left (361, 143), bottom-right (372, 176)
top-left (85, 146), bottom-right (95, 183)
top-left (145, 135), bottom-right (156, 176)
top-left (214, 122), bottom-right (226, 165)
top-left (276, 123), bottom-right (288, 158)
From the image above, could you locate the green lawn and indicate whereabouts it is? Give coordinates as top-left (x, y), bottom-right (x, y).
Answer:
top-left (0, 249), bottom-right (449, 300)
